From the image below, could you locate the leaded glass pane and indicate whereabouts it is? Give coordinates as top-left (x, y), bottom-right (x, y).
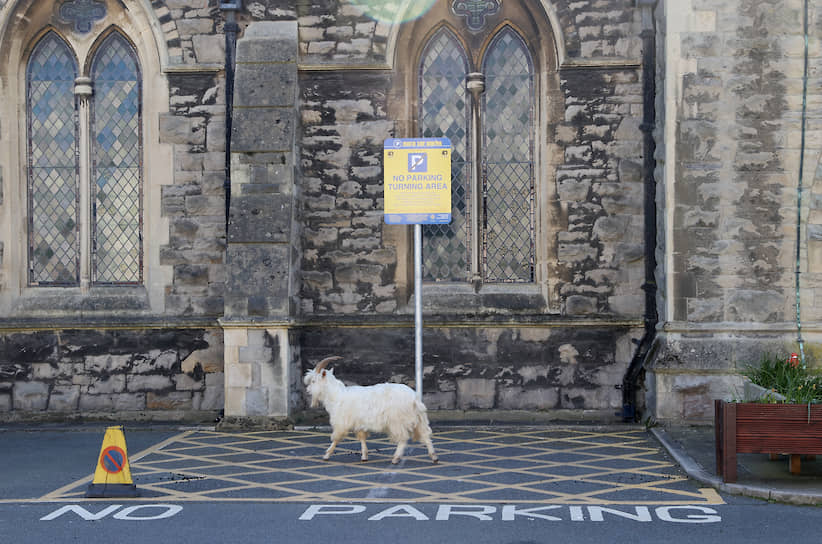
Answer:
top-left (419, 28), bottom-right (470, 282)
top-left (482, 29), bottom-right (534, 282)
top-left (91, 34), bottom-right (142, 284)
top-left (27, 33), bottom-right (79, 285)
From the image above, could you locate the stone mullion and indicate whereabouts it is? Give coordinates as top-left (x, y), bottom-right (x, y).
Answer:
top-left (467, 72), bottom-right (485, 289)
top-left (74, 76), bottom-right (93, 291)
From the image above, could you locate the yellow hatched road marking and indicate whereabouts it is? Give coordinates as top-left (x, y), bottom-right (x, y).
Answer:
top-left (35, 427), bottom-right (724, 505)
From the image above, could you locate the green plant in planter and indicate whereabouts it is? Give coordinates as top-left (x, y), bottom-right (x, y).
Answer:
top-left (743, 352), bottom-right (822, 404)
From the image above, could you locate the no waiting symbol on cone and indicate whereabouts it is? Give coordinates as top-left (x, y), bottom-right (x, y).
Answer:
top-left (100, 446), bottom-right (127, 474)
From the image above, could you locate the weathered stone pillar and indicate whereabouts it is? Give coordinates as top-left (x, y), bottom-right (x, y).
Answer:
top-left (221, 21), bottom-right (299, 427)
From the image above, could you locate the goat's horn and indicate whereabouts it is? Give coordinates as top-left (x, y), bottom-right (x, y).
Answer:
top-left (315, 356), bottom-right (342, 371)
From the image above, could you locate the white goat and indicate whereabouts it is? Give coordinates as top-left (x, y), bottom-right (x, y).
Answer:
top-left (303, 356), bottom-right (438, 464)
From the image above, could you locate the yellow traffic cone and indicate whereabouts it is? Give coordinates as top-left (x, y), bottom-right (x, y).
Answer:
top-left (85, 426), bottom-right (139, 498)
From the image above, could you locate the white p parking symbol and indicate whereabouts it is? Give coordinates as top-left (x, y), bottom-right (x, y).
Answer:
top-left (408, 153), bottom-right (427, 172)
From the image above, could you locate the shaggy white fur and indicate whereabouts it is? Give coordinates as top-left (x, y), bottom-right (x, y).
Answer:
top-left (304, 356), bottom-right (438, 464)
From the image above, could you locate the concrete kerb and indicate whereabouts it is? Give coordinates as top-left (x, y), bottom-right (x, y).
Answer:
top-left (650, 427), bottom-right (822, 506)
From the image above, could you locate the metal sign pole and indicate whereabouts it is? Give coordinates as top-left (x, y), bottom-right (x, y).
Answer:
top-left (383, 137), bottom-right (451, 404)
top-left (414, 223), bottom-right (423, 402)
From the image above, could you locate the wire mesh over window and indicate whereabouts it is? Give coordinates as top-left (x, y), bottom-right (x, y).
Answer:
top-left (419, 28), bottom-right (470, 282)
top-left (482, 28), bottom-right (535, 282)
top-left (90, 33), bottom-right (142, 284)
top-left (26, 32), bottom-right (79, 285)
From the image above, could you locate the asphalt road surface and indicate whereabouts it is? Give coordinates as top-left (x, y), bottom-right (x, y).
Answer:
top-left (2, 425), bottom-right (821, 543)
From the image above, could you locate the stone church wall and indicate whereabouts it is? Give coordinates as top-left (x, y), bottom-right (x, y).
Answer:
top-left (0, 0), bottom-right (230, 421)
top-left (1, 0), bottom-right (654, 422)
top-left (647, 0), bottom-right (822, 422)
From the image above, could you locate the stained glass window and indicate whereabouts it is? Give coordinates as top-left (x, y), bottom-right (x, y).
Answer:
top-left (26, 32), bottom-right (79, 285)
top-left (482, 28), bottom-right (534, 282)
top-left (419, 28), bottom-right (470, 282)
top-left (90, 33), bottom-right (142, 284)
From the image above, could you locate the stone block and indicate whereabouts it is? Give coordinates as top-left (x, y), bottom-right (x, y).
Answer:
top-left (557, 178), bottom-right (591, 201)
top-left (231, 108), bottom-right (295, 153)
top-left (608, 294), bottom-right (643, 316)
top-left (558, 242), bottom-right (597, 263)
top-left (175, 264), bottom-right (210, 286)
top-left (200, 372), bottom-right (225, 410)
top-left (128, 375), bottom-right (174, 392)
top-left (182, 333), bottom-right (224, 374)
top-left (225, 386), bottom-right (246, 416)
top-left (244, 387), bottom-right (269, 416)
top-left (32, 362), bottom-right (73, 380)
top-left (48, 386), bottom-right (80, 411)
top-left (237, 34), bottom-right (298, 63)
top-left (85, 354), bottom-right (130, 374)
top-left (159, 114), bottom-right (205, 145)
top-left (457, 378), bottom-right (496, 409)
top-left (174, 373), bottom-right (204, 391)
top-left (225, 244), bottom-right (290, 315)
top-left (235, 63), bottom-right (297, 107)
top-left (175, 18), bottom-right (214, 36)
top-left (422, 391), bottom-right (456, 410)
top-left (560, 386), bottom-right (619, 411)
top-left (192, 35), bottom-right (225, 64)
top-left (133, 351), bottom-right (178, 374)
top-left (726, 290), bottom-right (784, 322)
top-left (566, 295), bottom-right (598, 315)
top-left (228, 194), bottom-right (291, 243)
top-left (206, 116), bottom-right (226, 152)
top-left (498, 387), bottom-right (559, 410)
top-left (227, 362), bottom-right (253, 388)
top-left (12, 382), bottom-right (48, 411)
top-left (238, 21), bottom-right (298, 62)
top-left (86, 375), bottom-right (126, 394)
top-left (147, 391), bottom-right (193, 410)
top-left (186, 195), bottom-right (224, 215)
top-left (593, 215), bottom-right (631, 241)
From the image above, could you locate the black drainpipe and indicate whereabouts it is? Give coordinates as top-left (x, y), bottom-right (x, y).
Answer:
top-left (622, 0), bottom-right (659, 422)
top-left (220, 1), bottom-right (242, 234)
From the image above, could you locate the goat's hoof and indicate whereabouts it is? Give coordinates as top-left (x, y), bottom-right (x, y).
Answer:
top-left (322, 456), bottom-right (331, 461)
top-left (391, 458), bottom-right (400, 465)
top-left (432, 458), bottom-right (439, 464)
top-left (360, 457), bottom-right (368, 463)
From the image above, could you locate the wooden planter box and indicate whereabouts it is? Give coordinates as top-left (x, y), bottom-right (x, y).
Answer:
top-left (715, 399), bottom-right (822, 482)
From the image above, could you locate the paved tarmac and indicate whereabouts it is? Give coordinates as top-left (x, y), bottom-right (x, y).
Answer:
top-left (653, 424), bottom-right (822, 506)
top-left (1, 421), bottom-right (821, 507)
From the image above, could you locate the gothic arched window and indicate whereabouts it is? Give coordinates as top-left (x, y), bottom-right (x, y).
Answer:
top-left (26, 32), bottom-right (79, 284)
top-left (419, 25), bottom-right (535, 284)
top-left (26, 29), bottom-right (142, 287)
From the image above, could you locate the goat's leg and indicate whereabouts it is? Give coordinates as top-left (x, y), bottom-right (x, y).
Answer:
top-left (414, 422), bottom-right (439, 464)
top-left (391, 440), bottom-right (408, 464)
top-left (356, 431), bottom-right (369, 462)
top-left (323, 440), bottom-right (339, 461)
top-left (323, 429), bottom-right (346, 461)
top-left (423, 436), bottom-right (438, 464)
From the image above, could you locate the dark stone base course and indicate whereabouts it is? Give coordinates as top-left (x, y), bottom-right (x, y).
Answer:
top-left (0, 328), bottom-right (223, 421)
top-left (297, 324), bottom-right (632, 414)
